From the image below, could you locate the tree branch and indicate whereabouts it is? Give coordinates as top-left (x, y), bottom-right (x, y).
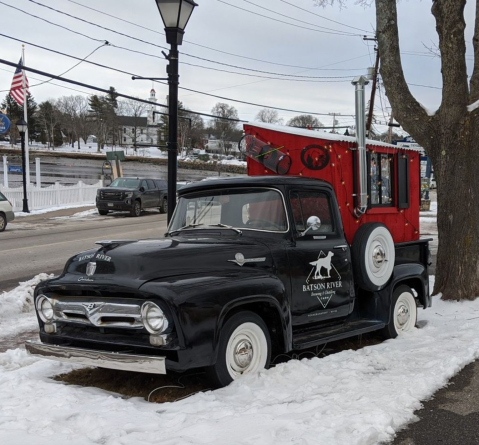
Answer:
top-left (470, 0), bottom-right (479, 102)
top-left (431, 0), bottom-right (469, 115)
top-left (375, 0), bottom-right (430, 145)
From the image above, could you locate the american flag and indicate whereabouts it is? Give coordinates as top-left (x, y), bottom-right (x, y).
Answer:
top-left (10, 57), bottom-right (30, 105)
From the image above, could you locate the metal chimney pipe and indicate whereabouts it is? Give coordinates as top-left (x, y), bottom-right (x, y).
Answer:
top-left (352, 75), bottom-right (370, 218)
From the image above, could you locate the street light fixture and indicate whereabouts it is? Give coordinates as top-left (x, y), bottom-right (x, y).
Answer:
top-left (16, 118), bottom-right (30, 213)
top-left (154, 0), bottom-right (197, 222)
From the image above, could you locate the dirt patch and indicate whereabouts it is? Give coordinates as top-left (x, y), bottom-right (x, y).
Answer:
top-left (53, 333), bottom-right (382, 403)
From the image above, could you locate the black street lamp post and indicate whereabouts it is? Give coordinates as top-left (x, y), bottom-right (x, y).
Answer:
top-left (16, 118), bottom-right (30, 213)
top-left (154, 0), bottom-right (197, 223)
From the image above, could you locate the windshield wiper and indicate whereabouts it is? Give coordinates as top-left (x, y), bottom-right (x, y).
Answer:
top-left (166, 223), bottom-right (203, 236)
top-left (208, 224), bottom-right (242, 235)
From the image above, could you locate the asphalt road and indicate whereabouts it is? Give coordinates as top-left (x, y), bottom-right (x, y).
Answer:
top-left (0, 207), bottom-right (168, 293)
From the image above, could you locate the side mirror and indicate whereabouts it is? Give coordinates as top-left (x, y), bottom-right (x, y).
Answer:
top-left (300, 216), bottom-right (321, 237)
top-left (139, 187), bottom-right (145, 192)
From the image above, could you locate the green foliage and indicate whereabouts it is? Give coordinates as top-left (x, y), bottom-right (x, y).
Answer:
top-left (53, 126), bottom-right (63, 147)
top-left (39, 129), bottom-right (47, 144)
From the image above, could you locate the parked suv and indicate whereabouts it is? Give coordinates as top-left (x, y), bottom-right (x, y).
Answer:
top-left (96, 177), bottom-right (168, 217)
top-left (0, 191), bottom-right (15, 231)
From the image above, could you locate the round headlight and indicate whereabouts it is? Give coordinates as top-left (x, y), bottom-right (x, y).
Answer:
top-left (37, 295), bottom-right (54, 323)
top-left (141, 302), bottom-right (168, 334)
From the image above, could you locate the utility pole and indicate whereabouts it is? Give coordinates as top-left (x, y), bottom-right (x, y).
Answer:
top-left (328, 112), bottom-right (341, 133)
top-left (364, 37), bottom-right (380, 138)
top-left (387, 112), bottom-right (394, 144)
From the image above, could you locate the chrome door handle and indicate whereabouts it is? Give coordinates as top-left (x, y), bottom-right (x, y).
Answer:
top-left (334, 244), bottom-right (348, 250)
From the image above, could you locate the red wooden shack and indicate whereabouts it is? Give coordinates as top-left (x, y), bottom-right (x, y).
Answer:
top-left (243, 122), bottom-right (421, 244)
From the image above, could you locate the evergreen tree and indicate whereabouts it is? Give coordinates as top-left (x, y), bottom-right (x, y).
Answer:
top-left (0, 94), bottom-right (37, 144)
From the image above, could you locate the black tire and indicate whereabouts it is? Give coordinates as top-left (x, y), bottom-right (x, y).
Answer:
top-left (159, 198), bottom-right (168, 214)
top-left (98, 209), bottom-right (108, 216)
top-left (130, 200), bottom-right (141, 217)
top-left (352, 222), bottom-right (395, 291)
top-left (207, 311), bottom-right (271, 388)
top-left (381, 285), bottom-right (417, 339)
top-left (0, 213), bottom-right (6, 232)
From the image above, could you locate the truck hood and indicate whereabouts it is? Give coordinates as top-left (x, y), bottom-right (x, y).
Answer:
top-left (58, 237), bottom-right (274, 288)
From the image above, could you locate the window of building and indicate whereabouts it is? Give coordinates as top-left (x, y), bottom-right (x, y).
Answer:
top-left (369, 153), bottom-right (394, 206)
top-left (123, 127), bottom-right (126, 134)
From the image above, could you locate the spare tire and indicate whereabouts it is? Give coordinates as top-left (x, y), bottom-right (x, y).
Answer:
top-left (352, 223), bottom-right (395, 291)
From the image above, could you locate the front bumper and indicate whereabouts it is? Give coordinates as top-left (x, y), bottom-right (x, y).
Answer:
top-left (25, 341), bottom-right (166, 374)
top-left (6, 210), bottom-right (14, 222)
top-left (96, 201), bottom-right (132, 211)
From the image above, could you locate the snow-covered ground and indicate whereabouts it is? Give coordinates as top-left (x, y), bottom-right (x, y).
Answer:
top-left (0, 189), bottom-right (451, 445)
top-left (1, 274), bottom-right (479, 445)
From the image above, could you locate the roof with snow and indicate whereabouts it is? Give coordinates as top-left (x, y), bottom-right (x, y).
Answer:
top-left (245, 122), bottom-right (421, 152)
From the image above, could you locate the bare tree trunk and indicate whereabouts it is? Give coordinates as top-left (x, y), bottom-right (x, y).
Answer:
top-left (376, 0), bottom-right (479, 300)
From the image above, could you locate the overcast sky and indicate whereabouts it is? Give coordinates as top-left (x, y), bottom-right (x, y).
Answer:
top-left (0, 0), bottom-right (475, 132)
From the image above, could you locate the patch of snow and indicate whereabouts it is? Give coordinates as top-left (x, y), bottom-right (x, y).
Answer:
top-left (0, 274), bottom-right (53, 319)
top-left (467, 100), bottom-right (479, 112)
top-left (15, 203), bottom-right (95, 218)
top-left (2, 277), bottom-right (479, 445)
top-left (420, 216), bottom-right (438, 223)
top-left (419, 103), bottom-right (437, 117)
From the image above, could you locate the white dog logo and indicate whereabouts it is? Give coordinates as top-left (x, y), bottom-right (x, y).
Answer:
top-left (309, 251), bottom-right (334, 279)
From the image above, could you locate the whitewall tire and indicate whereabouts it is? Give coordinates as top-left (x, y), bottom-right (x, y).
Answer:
top-left (352, 223), bottom-right (395, 291)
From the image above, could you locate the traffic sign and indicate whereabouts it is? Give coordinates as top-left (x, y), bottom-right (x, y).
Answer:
top-left (0, 113), bottom-right (11, 135)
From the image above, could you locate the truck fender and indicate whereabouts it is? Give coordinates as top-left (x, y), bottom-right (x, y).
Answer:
top-left (212, 295), bottom-right (291, 363)
top-left (376, 264), bottom-right (430, 326)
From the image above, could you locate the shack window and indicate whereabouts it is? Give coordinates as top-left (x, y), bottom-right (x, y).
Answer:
top-left (370, 153), bottom-right (394, 207)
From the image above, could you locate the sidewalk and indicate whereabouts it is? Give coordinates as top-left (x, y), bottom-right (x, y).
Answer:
top-left (391, 360), bottom-right (479, 444)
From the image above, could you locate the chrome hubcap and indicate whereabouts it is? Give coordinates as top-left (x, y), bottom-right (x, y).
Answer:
top-left (372, 245), bottom-right (386, 267)
top-left (396, 304), bottom-right (410, 327)
top-left (233, 339), bottom-right (253, 369)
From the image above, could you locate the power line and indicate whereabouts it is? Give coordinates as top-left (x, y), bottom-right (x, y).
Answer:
top-left (64, 0), bottom-right (368, 71)
top-left (10, 0), bottom-right (360, 80)
top-left (0, 58), bottom-right (355, 118)
top-left (30, 43), bottom-right (109, 88)
top-left (0, 67), bottom-right (93, 96)
top-left (216, 0), bottom-right (361, 36)
top-left (239, 0), bottom-right (360, 35)
top-left (278, 0), bottom-right (370, 33)
top-left (0, 1), bottom-right (105, 43)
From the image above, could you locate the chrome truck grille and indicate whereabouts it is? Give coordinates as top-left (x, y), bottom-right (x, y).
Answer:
top-left (51, 299), bottom-right (143, 329)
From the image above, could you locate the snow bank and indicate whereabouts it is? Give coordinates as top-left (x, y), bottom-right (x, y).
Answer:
top-left (1, 276), bottom-right (479, 445)
top-left (0, 274), bottom-right (53, 319)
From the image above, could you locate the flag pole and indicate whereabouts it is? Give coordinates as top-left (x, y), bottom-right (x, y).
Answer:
top-left (22, 44), bottom-right (30, 185)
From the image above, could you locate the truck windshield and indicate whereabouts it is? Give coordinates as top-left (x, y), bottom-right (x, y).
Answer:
top-left (170, 188), bottom-right (288, 233)
top-left (109, 178), bottom-right (140, 188)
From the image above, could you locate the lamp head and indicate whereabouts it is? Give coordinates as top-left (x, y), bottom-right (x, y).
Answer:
top-left (155, 0), bottom-right (198, 45)
top-left (16, 118), bottom-right (27, 134)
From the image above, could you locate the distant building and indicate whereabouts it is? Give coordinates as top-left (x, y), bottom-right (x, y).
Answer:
top-left (118, 89), bottom-right (163, 148)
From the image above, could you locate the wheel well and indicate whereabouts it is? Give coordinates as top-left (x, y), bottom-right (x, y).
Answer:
top-left (394, 278), bottom-right (426, 307)
top-left (220, 302), bottom-right (285, 357)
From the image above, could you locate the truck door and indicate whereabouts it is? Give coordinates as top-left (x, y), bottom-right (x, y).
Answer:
top-left (288, 189), bottom-right (354, 326)
top-left (144, 179), bottom-right (158, 208)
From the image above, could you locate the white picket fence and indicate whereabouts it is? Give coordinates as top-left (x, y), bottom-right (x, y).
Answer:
top-left (0, 180), bottom-right (102, 212)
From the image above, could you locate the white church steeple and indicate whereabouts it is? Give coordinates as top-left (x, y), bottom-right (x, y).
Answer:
top-left (147, 88), bottom-right (157, 125)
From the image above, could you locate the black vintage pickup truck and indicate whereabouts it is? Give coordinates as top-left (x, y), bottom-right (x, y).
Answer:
top-left (27, 176), bottom-right (430, 387)
top-left (96, 177), bottom-right (168, 217)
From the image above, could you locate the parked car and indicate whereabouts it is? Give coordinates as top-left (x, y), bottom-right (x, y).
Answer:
top-left (0, 191), bottom-right (15, 231)
top-left (26, 176), bottom-right (430, 388)
top-left (96, 177), bottom-right (168, 217)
